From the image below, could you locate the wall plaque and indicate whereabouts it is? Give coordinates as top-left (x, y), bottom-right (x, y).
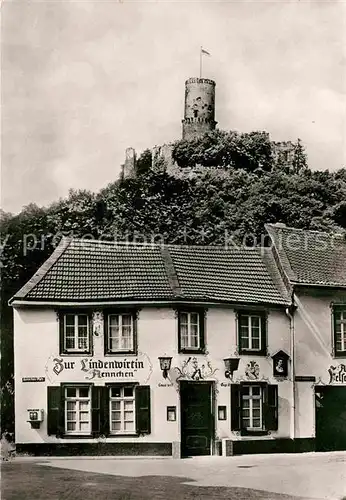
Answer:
top-left (22, 377), bottom-right (45, 383)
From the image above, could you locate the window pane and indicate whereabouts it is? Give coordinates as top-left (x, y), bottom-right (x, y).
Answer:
top-left (241, 337), bottom-right (249, 349)
top-left (124, 387), bottom-right (134, 397)
top-left (112, 411), bottom-right (121, 421)
top-left (251, 326), bottom-right (260, 339)
top-left (67, 422), bottom-right (76, 431)
top-left (109, 315), bottom-right (119, 327)
top-left (111, 422), bottom-right (121, 431)
top-left (80, 422), bottom-right (89, 431)
top-left (78, 315), bottom-right (88, 326)
top-left (67, 401), bottom-right (75, 410)
top-left (65, 315), bottom-right (75, 326)
top-left (124, 411), bottom-right (134, 421)
top-left (109, 337), bottom-right (120, 351)
top-left (251, 316), bottom-right (260, 328)
top-left (67, 411), bottom-right (76, 420)
top-left (111, 387), bottom-right (121, 398)
top-left (65, 337), bottom-right (75, 349)
top-left (79, 388), bottom-right (89, 398)
top-left (252, 338), bottom-right (260, 349)
top-left (242, 418), bottom-right (250, 428)
top-left (122, 315), bottom-right (132, 327)
top-left (111, 401), bottom-right (121, 411)
top-left (242, 386), bottom-right (250, 396)
top-left (240, 316), bottom-right (249, 328)
top-left (80, 412), bottom-right (89, 421)
top-left (252, 386), bottom-right (261, 396)
top-left (124, 421), bottom-right (134, 431)
top-left (180, 313), bottom-right (188, 325)
top-left (190, 313), bottom-right (199, 325)
top-left (66, 388), bottom-right (76, 398)
top-left (252, 419), bottom-right (261, 428)
top-left (78, 337), bottom-right (88, 350)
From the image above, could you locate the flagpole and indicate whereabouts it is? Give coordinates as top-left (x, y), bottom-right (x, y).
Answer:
top-left (200, 46), bottom-right (202, 78)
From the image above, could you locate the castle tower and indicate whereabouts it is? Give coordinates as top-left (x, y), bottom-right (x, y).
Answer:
top-left (182, 77), bottom-right (217, 140)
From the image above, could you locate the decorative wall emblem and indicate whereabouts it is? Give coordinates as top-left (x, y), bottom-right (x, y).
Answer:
top-left (175, 357), bottom-right (218, 381)
top-left (328, 364), bottom-right (346, 384)
top-left (245, 361), bottom-right (260, 380)
top-left (92, 311), bottom-right (103, 336)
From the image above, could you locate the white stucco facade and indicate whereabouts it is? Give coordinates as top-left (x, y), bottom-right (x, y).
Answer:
top-left (14, 304), bottom-right (293, 455)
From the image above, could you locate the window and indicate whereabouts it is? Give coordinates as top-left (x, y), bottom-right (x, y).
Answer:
top-left (47, 384), bottom-right (151, 437)
top-left (241, 385), bottom-right (262, 430)
top-left (333, 305), bottom-right (346, 356)
top-left (64, 386), bottom-right (91, 435)
top-left (231, 383), bottom-right (278, 435)
top-left (238, 311), bottom-right (267, 355)
top-left (178, 310), bottom-right (205, 352)
top-left (59, 312), bottom-right (91, 354)
top-left (109, 386), bottom-right (135, 434)
top-left (104, 311), bottom-right (137, 354)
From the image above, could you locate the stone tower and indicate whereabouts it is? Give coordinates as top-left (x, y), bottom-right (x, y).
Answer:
top-left (182, 77), bottom-right (217, 140)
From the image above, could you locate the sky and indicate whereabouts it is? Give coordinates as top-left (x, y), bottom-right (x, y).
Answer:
top-left (2, 0), bottom-right (346, 213)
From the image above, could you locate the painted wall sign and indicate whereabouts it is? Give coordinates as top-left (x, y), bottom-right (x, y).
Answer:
top-left (328, 364), bottom-right (346, 384)
top-left (174, 356), bottom-right (218, 381)
top-left (22, 377), bottom-right (45, 383)
top-left (45, 352), bottom-right (152, 383)
top-left (245, 361), bottom-right (260, 380)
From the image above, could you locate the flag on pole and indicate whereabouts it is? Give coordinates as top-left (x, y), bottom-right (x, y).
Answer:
top-left (201, 47), bottom-right (211, 56)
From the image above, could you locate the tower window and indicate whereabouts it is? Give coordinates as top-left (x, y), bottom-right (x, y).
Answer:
top-left (194, 110), bottom-right (198, 118)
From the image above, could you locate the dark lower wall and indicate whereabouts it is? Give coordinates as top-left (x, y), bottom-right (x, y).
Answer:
top-left (16, 442), bottom-right (172, 457)
top-left (225, 438), bottom-right (315, 456)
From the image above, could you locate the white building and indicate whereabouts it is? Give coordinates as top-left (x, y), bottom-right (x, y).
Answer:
top-left (10, 224), bottom-right (346, 456)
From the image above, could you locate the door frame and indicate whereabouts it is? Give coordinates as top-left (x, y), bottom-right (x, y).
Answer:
top-left (179, 380), bottom-right (216, 457)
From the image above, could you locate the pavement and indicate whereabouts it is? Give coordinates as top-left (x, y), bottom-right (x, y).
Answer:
top-left (16, 451), bottom-right (346, 500)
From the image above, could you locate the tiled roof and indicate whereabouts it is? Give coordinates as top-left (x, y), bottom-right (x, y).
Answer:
top-left (266, 224), bottom-right (346, 288)
top-left (167, 245), bottom-right (289, 304)
top-left (11, 238), bottom-right (290, 306)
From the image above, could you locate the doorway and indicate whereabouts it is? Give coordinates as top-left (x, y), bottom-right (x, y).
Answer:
top-left (315, 386), bottom-right (346, 451)
top-left (180, 382), bottom-right (214, 457)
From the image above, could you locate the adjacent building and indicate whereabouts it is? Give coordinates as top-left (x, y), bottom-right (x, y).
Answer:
top-left (10, 224), bottom-right (346, 456)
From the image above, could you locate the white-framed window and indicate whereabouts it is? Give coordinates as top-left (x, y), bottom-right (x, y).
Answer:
top-left (65, 386), bottom-right (91, 435)
top-left (107, 313), bottom-right (134, 352)
top-left (63, 313), bottom-right (90, 352)
top-left (239, 313), bottom-right (265, 353)
top-left (109, 386), bottom-right (135, 434)
top-left (334, 306), bottom-right (346, 354)
top-left (179, 311), bottom-right (202, 350)
top-left (241, 385), bottom-right (263, 430)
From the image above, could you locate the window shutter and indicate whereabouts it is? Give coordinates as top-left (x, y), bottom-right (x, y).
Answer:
top-left (100, 386), bottom-right (110, 436)
top-left (136, 385), bottom-right (151, 435)
top-left (199, 310), bottom-right (206, 351)
top-left (230, 384), bottom-right (241, 431)
top-left (264, 384), bottom-right (278, 431)
top-left (91, 386), bottom-right (101, 436)
top-left (58, 312), bottom-right (65, 354)
top-left (260, 314), bottom-right (267, 355)
top-left (177, 311), bottom-right (182, 352)
top-left (47, 386), bottom-right (64, 436)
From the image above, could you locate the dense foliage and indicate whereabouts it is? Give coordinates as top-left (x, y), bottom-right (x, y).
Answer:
top-left (1, 130), bottom-right (345, 435)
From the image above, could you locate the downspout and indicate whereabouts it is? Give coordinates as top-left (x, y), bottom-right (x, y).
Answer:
top-left (285, 297), bottom-right (296, 443)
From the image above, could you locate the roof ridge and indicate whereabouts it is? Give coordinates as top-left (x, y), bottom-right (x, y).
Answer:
top-left (265, 225), bottom-right (298, 284)
top-left (265, 223), bottom-right (345, 238)
top-left (65, 238), bottom-right (267, 251)
top-left (160, 247), bottom-right (183, 298)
